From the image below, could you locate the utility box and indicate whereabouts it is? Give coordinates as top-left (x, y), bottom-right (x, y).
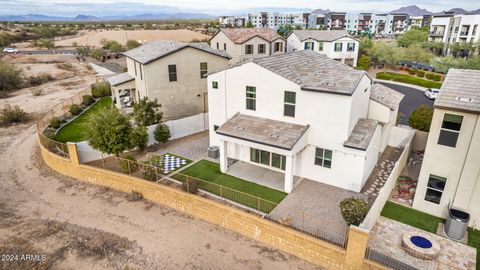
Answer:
top-left (444, 208), bottom-right (470, 240)
top-left (208, 146), bottom-right (219, 159)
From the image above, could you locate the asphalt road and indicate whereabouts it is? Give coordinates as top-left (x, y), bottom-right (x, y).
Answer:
top-left (376, 82), bottom-right (434, 125)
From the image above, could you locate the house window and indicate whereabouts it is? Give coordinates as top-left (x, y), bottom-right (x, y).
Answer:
top-left (246, 86), bottom-right (256, 110)
top-left (438, 114), bottom-right (463, 147)
top-left (134, 62), bottom-right (137, 76)
top-left (216, 42), bottom-right (219, 49)
top-left (304, 42), bottom-right (314, 50)
top-left (258, 44), bottom-right (266, 54)
top-left (347, 42), bottom-right (356, 52)
top-left (250, 148), bottom-right (286, 170)
top-left (224, 43), bottom-right (227, 50)
top-left (245, 44), bottom-right (254, 54)
top-left (200, 62), bottom-right (208, 78)
top-left (318, 41), bottom-right (324, 51)
top-left (139, 64), bottom-right (143, 80)
top-left (284, 91), bottom-right (296, 117)
top-left (168, 64), bottom-right (177, 82)
top-left (274, 42), bottom-right (283, 52)
top-left (314, 148), bottom-right (332, 168)
top-left (212, 81), bottom-right (218, 89)
top-left (334, 43), bottom-right (343, 52)
top-left (424, 175), bottom-right (447, 204)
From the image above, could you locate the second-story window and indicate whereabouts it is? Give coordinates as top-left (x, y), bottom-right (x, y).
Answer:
top-left (258, 44), bottom-right (266, 54)
top-left (274, 42), bottom-right (283, 52)
top-left (212, 81), bottom-right (218, 89)
top-left (224, 43), bottom-right (227, 50)
top-left (438, 113), bottom-right (463, 148)
top-left (246, 86), bottom-right (256, 110)
top-left (347, 42), bottom-right (356, 52)
top-left (318, 41), bottom-right (324, 51)
top-left (168, 64), bottom-right (177, 82)
top-left (200, 62), bottom-right (208, 78)
top-left (284, 91), bottom-right (296, 117)
top-left (245, 44), bottom-right (254, 54)
top-left (216, 42), bottom-right (219, 49)
top-left (334, 43), bottom-right (343, 52)
top-left (304, 42), bottom-right (314, 50)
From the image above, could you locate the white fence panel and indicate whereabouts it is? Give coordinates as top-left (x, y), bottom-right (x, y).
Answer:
top-left (76, 141), bottom-right (104, 163)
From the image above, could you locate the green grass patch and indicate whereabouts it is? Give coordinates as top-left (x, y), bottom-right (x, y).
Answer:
top-left (376, 72), bottom-right (443, 88)
top-left (468, 228), bottom-right (480, 269)
top-left (55, 97), bottom-right (113, 143)
top-left (173, 160), bottom-right (287, 212)
top-left (380, 201), bottom-right (444, 233)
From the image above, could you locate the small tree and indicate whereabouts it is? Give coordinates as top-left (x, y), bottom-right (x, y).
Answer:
top-left (408, 105), bottom-right (433, 132)
top-left (339, 197), bottom-right (368, 226)
top-left (357, 55), bottom-right (372, 70)
top-left (130, 125), bottom-right (148, 151)
top-left (245, 21), bottom-right (254, 28)
top-left (126, 39), bottom-right (141, 50)
top-left (90, 48), bottom-right (104, 60)
top-left (132, 97), bottom-right (162, 126)
top-left (154, 124), bottom-right (171, 144)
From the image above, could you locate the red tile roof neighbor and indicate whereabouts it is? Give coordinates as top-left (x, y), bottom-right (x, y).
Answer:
top-left (217, 28), bottom-right (284, 44)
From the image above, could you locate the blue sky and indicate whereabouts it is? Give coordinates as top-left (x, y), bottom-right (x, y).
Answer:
top-left (0, 0), bottom-right (478, 16)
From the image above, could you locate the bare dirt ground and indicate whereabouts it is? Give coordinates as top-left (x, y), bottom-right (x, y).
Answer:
top-left (0, 64), bottom-right (320, 269)
top-left (55, 29), bottom-right (210, 48)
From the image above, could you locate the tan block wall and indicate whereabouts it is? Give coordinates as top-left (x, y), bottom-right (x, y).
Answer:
top-left (39, 142), bottom-right (386, 270)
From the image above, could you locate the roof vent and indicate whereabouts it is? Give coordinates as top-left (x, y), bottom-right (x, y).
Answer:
top-left (234, 126), bottom-right (245, 131)
top-left (456, 97), bottom-right (474, 102)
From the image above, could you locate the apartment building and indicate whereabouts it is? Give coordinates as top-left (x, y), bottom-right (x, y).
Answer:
top-left (247, 12), bottom-right (307, 31)
top-left (107, 40), bottom-right (230, 119)
top-left (325, 12), bottom-right (347, 30)
top-left (218, 16), bottom-right (246, 28)
top-left (408, 15), bottom-right (432, 30)
top-left (345, 13), bottom-right (375, 34)
top-left (207, 51), bottom-right (404, 193)
top-left (286, 30), bottom-right (359, 66)
top-left (413, 69), bottom-right (480, 226)
top-left (210, 28), bottom-right (286, 63)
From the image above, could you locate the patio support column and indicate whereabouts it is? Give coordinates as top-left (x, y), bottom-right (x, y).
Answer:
top-left (284, 154), bottom-right (294, 193)
top-left (219, 139), bottom-right (228, 173)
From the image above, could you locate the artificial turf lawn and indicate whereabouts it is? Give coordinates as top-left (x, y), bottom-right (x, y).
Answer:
top-left (55, 97), bottom-right (113, 143)
top-left (468, 228), bottom-right (480, 269)
top-left (173, 160), bottom-right (287, 212)
top-left (380, 201), bottom-right (444, 233)
top-left (376, 72), bottom-right (443, 89)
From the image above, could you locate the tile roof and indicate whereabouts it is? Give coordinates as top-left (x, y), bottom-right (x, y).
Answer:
top-left (106, 72), bottom-right (134, 86)
top-left (217, 28), bottom-right (284, 44)
top-left (370, 83), bottom-right (405, 111)
top-left (252, 50), bottom-right (367, 95)
top-left (434, 69), bottom-right (480, 114)
top-left (344, 119), bottom-right (379, 151)
top-left (290, 30), bottom-right (354, 42)
top-left (123, 40), bottom-right (230, 64)
top-left (216, 114), bottom-right (309, 150)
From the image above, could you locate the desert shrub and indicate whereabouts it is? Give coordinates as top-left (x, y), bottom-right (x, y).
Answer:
top-left (69, 104), bottom-right (82, 115)
top-left (432, 74), bottom-right (442, 81)
top-left (407, 69), bottom-right (416, 75)
top-left (154, 124), bottom-right (171, 144)
top-left (339, 197), bottom-right (369, 226)
top-left (25, 73), bottom-right (55, 87)
top-left (49, 116), bottom-right (62, 129)
top-left (181, 177), bottom-right (198, 194)
top-left (119, 154), bottom-right (138, 174)
top-left (91, 81), bottom-right (111, 98)
top-left (425, 73), bottom-right (434, 80)
top-left (126, 39), bottom-right (141, 50)
top-left (140, 155), bottom-right (162, 181)
top-left (30, 89), bottom-right (42, 96)
top-left (416, 70), bottom-right (425, 77)
top-left (127, 191), bottom-right (143, 201)
top-left (82, 95), bottom-right (95, 106)
top-left (0, 104), bottom-right (29, 125)
top-left (43, 129), bottom-right (56, 140)
top-left (55, 63), bottom-right (74, 71)
top-left (0, 61), bottom-right (24, 92)
top-left (408, 104), bottom-right (433, 132)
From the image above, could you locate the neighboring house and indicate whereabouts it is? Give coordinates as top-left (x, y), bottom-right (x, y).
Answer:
top-left (207, 51), bottom-right (404, 193)
top-left (413, 69), bottom-right (480, 226)
top-left (210, 28), bottom-right (286, 63)
top-left (287, 30), bottom-right (359, 67)
top-left (108, 40), bottom-right (230, 119)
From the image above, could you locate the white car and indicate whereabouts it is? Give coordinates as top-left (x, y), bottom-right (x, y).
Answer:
top-left (424, 88), bottom-right (440, 100)
top-left (3, 48), bottom-right (18, 54)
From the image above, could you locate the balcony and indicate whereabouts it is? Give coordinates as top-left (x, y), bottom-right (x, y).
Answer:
top-left (459, 31), bottom-right (469, 36)
top-left (429, 31), bottom-right (445, 37)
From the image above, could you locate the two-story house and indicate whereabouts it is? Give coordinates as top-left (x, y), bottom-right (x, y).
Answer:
top-left (107, 40), bottom-right (230, 119)
top-left (207, 51), bottom-right (404, 193)
top-left (413, 69), bottom-right (480, 226)
top-left (209, 28), bottom-right (286, 63)
top-left (286, 30), bottom-right (359, 67)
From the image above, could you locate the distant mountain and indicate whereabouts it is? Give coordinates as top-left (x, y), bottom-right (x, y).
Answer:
top-left (446, 8), bottom-right (469, 14)
top-left (0, 14), bottom-right (70, 21)
top-left (75, 15), bottom-right (99, 21)
top-left (311, 9), bottom-right (331, 15)
top-left (389, 5), bottom-right (432, 16)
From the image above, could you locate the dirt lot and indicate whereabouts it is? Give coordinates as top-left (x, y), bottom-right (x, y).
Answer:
top-left (0, 67), bottom-right (320, 269)
top-left (55, 29), bottom-right (210, 48)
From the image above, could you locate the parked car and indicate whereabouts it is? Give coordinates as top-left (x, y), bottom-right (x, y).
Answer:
top-left (398, 61), bottom-right (435, 72)
top-left (424, 88), bottom-right (441, 100)
top-left (3, 48), bottom-right (18, 54)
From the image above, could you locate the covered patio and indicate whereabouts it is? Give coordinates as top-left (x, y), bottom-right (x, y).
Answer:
top-left (106, 72), bottom-right (136, 109)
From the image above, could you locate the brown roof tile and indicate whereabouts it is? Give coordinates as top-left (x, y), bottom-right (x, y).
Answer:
top-left (218, 28), bottom-right (284, 44)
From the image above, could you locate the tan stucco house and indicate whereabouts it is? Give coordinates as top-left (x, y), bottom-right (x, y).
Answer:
top-left (108, 40), bottom-right (230, 119)
top-left (413, 69), bottom-right (480, 226)
top-left (210, 28), bottom-right (286, 63)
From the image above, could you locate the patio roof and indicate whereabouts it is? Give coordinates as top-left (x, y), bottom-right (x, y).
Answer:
top-left (344, 118), bottom-right (379, 151)
top-left (216, 114), bottom-right (309, 150)
top-left (106, 72), bottom-right (134, 86)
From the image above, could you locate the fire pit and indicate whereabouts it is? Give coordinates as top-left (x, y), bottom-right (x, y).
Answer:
top-left (402, 231), bottom-right (440, 260)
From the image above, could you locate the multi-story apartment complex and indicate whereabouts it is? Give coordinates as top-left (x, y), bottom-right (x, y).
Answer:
top-left (207, 50), bottom-right (404, 193)
top-left (286, 30), bottom-right (359, 66)
top-left (408, 15), bottom-right (432, 30)
top-left (210, 28), bottom-right (286, 63)
top-left (324, 12), bottom-right (347, 30)
top-left (247, 12), bottom-right (307, 31)
top-left (345, 13), bottom-right (375, 33)
top-left (107, 40), bottom-right (230, 118)
top-left (218, 16), bottom-right (246, 28)
top-left (413, 69), bottom-right (480, 226)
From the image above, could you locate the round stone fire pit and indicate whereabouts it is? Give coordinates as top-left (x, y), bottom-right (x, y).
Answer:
top-left (402, 231), bottom-right (440, 260)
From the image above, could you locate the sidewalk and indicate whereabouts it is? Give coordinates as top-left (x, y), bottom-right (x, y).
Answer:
top-left (373, 79), bottom-right (428, 91)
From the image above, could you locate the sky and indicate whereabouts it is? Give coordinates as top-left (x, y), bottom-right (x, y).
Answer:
top-left (0, 0), bottom-right (478, 16)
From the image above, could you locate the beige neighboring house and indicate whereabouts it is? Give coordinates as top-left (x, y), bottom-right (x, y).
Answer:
top-left (210, 28), bottom-right (286, 63)
top-left (108, 40), bottom-right (230, 119)
top-left (413, 69), bottom-right (480, 226)
top-left (286, 30), bottom-right (359, 67)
